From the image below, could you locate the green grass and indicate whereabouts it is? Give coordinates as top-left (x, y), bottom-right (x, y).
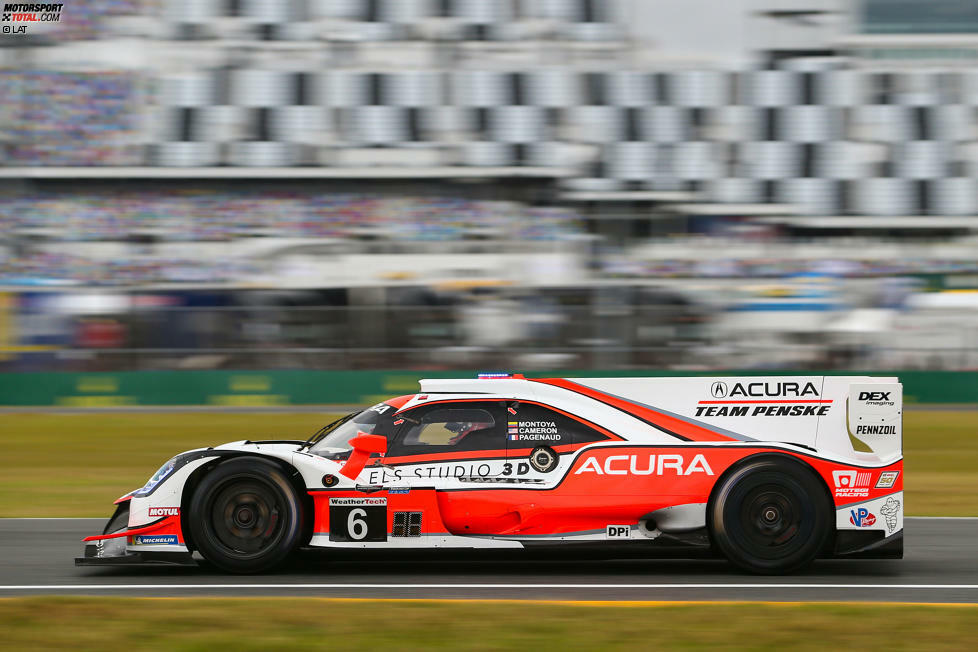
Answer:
top-left (0, 412), bottom-right (332, 518)
top-left (0, 598), bottom-right (976, 651)
top-left (902, 411), bottom-right (978, 516)
top-left (0, 409), bottom-right (975, 517)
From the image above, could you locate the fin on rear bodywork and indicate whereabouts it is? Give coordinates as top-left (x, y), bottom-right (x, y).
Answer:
top-left (847, 382), bottom-right (903, 463)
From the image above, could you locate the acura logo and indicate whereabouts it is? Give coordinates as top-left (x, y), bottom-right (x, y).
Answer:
top-left (711, 381), bottom-right (728, 398)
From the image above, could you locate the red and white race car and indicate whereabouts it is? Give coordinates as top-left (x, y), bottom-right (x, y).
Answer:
top-left (77, 374), bottom-right (903, 574)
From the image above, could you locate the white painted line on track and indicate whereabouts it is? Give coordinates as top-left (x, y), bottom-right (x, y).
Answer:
top-left (1, 584), bottom-right (978, 591)
top-left (905, 516), bottom-right (978, 520)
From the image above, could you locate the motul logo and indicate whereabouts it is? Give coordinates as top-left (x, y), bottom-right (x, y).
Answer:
top-left (148, 507), bottom-right (179, 517)
top-left (729, 382), bottom-right (819, 398)
top-left (575, 453), bottom-right (714, 476)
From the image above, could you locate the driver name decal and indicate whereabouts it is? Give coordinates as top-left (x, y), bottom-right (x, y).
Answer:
top-left (508, 420), bottom-right (561, 442)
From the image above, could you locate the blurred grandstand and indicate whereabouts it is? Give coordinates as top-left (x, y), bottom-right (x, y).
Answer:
top-left (2, 0), bottom-right (978, 373)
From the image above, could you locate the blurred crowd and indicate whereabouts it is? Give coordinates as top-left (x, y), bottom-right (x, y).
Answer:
top-left (2, 71), bottom-right (142, 166)
top-left (2, 1), bottom-right (978, 372)
top-left (606, 256), bottom-right (978, 280)
top-left (0, 191), bottom-right (579, 241)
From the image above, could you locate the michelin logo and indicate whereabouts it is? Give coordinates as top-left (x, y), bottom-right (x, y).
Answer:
top-left (879, 496), bottom-right (900, 533)
top-left (133, 535), bottom-right (178, 545)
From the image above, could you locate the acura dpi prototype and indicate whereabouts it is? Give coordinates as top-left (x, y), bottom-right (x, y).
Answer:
top-left (77, 374), bottom-right (904, 574)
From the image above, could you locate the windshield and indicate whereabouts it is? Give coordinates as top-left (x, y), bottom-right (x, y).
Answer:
top-left (307, 403), bottom-right (396, 459)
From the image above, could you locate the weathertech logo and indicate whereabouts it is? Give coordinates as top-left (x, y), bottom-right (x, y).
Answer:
top-left (832, 470), bottom-right (873, 498)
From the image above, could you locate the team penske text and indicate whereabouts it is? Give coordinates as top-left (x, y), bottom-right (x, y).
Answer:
top-left (695, 405), bottom-right (831, 417)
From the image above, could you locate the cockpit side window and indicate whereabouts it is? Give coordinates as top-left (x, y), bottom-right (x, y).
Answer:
top-left (389, 402), bottom-right (506, 455)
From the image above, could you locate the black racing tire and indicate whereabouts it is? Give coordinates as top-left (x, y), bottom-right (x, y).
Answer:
top-left (708, 457), bottom-right (831, 575)
top-left (189, 457), bottom-right (303, 573)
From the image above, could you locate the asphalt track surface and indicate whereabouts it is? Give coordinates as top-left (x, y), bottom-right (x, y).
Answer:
top-left (1, 517), bottom-right (976, 602)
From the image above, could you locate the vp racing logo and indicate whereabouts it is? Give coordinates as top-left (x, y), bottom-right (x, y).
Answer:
top-left (2, 3), bottom-right (63, 34)
top-left (849, 507), bottom-right (876, 528)
top-left (710, 382), bottom-right (728, 398)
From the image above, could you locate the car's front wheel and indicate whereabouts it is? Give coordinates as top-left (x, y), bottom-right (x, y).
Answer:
top-left (708, 457), bottom-right (831, 575)
top-left (189, 457), bottom-right (303, 573)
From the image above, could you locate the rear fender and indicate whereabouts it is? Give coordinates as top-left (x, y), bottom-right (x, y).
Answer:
top-left (705, 452), bottom-right (835, 554)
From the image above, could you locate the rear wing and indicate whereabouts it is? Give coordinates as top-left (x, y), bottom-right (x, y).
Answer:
top-left (845, 381), bottom-right (903, 463)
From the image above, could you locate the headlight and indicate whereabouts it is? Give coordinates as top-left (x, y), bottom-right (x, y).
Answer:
top-left (133, 457), bottom-right (177, 497)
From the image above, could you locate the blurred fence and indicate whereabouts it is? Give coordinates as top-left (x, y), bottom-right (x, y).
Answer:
top-left (6, 300), bottom-right (978, 373)
top-left (0, 369), bottom-right (975, 407)
top-left (3, 302), bottom-right (707, 371)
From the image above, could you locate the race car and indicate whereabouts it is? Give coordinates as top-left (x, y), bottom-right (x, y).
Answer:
top-left (77, 374), bottom-right (904, 574)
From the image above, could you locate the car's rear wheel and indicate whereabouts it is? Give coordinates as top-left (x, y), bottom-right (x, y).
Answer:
top-left (708, 457), bottom-right (831, 575)
top-left (189, 458), bottom-right (303, 573)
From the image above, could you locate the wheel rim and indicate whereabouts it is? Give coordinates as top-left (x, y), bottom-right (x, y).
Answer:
top-left (208, 478), bottom-right (286, 559)
top-left (727, 477), bottom-right (812, 561)
top-left (742, 486), bottom-right (800, 547)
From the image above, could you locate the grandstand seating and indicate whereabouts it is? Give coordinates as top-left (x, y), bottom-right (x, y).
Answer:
top-left (2, 1), bottom-right (978, 217)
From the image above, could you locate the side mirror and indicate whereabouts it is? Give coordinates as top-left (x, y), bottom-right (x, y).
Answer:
top-left (339, 432), bottom-right (387, 479)
top-left (349, 433), bottom-right (387, 455)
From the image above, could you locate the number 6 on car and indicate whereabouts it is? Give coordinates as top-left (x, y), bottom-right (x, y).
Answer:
top-left (77, 374), bottom-right (903, 575)
top-left (329, 498), bottom-right (387, 542)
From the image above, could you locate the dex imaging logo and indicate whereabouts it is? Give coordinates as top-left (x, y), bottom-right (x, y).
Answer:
top-left (857, 391), bottom-right (894, 406)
